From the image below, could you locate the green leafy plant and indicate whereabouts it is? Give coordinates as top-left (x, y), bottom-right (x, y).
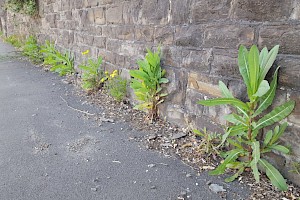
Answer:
top-left (198, 45), bottom-right (295, 191)
top-left (105, 70), bottom-right (127, 102)
top-left (194, 128), bottom-right (222, 156)
top-left (40, 41), bottom-right (74, 76)
top-left (290, 162), bottom-right (300, 175)
top-left (4, 34), bottom-right (24, 48)
top-left (22, 35), bottom-right (43, 63)
top-left (129, 48), bottom-right (169, 121)
top-left (5, 0), bottom-right (37, 16)
top-left (79, 56), bottom-right (104, 91)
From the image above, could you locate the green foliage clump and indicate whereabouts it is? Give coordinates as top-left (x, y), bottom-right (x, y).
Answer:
top-left (198, 45), bottom-right (295, 191)
top-left (194, 128), bottom-right (222, 156)
top-left (5, 0), bottom-right (38, 16)
top-left (105, 70), bottom-right (127, 102)
top-left (79, 56), bottom-right (104, 91)
top-left (129, 48), bottom-right (169, 121)
top-left (4, 34), bottom-right (24, 48)
top-left (22, 35), bottom-right (43, 63)
top-left (40, 41), bottom-right (74, 76)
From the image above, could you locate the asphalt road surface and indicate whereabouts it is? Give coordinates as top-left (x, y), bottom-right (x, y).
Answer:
top-left (0, 41), bottom-right (249, 200)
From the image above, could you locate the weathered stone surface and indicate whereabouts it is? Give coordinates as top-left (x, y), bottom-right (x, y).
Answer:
top-left (210, 49), bottom-right (241, 79)
top-left (161, 46), bottom-right (182, 68)
top-left (154, 27), bottom-right (174, 45)
top-left (93, 36), bottom-right (106, 48)
top-left (175, 26), bottom-right (203, 47)
top-left (203, 24), bottom-right (254, 49)
top-left (187, 73), bottom-right (223, 97)
top-left (288, 91), bottom-right (300, 126)
top-left (171, 0), bottom-right (191, 25)
top-left (191, 0), bottom-right (231, 23)
top-left (230, 0), bottom-right (293, 21)
top-left (93, 7), bottom-right (105, 24)
top-left (185, 88), bottom-right (204, 116)
top-left (139, 0), bottom-right (170, 25)
top-left (114, 26), bottom-right (135, 40)
top-left (276, 55), bottom-right (300, 90)
top-left (135, 26), bottom-right (154, 42)
top-left (259, 25), bottom-right (300, 55)
top-left (106, 5), bottom-right (123, 24)
top-left (182, 49), bottom-right (212, 73)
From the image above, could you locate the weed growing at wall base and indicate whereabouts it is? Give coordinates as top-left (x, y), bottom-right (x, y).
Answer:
top-left (22, 35), bottom-right (43, 64)
top-left (79, 55), bottom-right (104, 91)
top-left (40, 41), bottom-right (74, 76)
top-left (130, 48), bottom-right (169, 122)
top-left (198, 45), bottom-right (295, 191)
top-left (104, 70), bottom-right (127, 102)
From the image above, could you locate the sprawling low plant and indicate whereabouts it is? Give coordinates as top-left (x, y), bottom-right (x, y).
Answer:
top-left (22, 35), bottom-right (43, 63)
top-left (194, 128), bottom-right (222, 156)
top-left (130, 48), bottom-right (169, 121)
top-left (5, 0), bottom-right (37, 16)
top-left (104, 70), bottom-right (128, 102)
top-left (79, 56), bottom-right (104, 91)
top-left (198, 45), bottom-right (295, 191)
top-left (4, 34), bottom-right (24, 48)
top-left (40, 41), bottom-right (74, 76)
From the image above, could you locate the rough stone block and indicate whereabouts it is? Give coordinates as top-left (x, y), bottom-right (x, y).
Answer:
top-left (93, 7), bottom-right (106, 25)
top-left (87, 9), bottom-right (94, 23)
top-left (106, 5), bottom-right (123, 24)
top-left (114, 26), bottom-right (135, 40)
top-left (288, 91), bottom-right (300, 126)
top-left (182, 49), bottom-right (212, 73)
top-left (203, 24), bottom-right (254, 49)
top-left (230, 0), bottom-right (293, 22)
top-left (154, 27), bottom-right (174, 45)
top-left (175, 26), bottom-right (203, 47)
top-left (276, 55), bottom-right (300, 90)
top-left (185, 88), bottom-right (204, 116)
top-left (160, 46), bottom-right (182, 68)
top-left (139, 0), bottom-right (170, 25)
top-left (191, 0), bottom-right (231, 23)
top-left (61, 0), bottom-right (70, 11)
top-left (93, 36), bottom-right (106, 48)
top-left (210, 49), bottom-right (241, 79)
top-left (171, 0), bottom-right (191, 25)
top-left (135, 26), bottom-right (154, 42)
top-left (123, 1), bottom-right (141, 24)
top-left (259, 25), bottom-right (300, 55)
top-left (188, 72), bottom-right (223, 97)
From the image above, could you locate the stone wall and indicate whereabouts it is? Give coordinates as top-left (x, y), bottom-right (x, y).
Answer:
top-left (4, 0), bottom-right (300, 185)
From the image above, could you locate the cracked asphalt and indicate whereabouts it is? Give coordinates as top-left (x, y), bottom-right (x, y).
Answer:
top-left (0, 41), bottom-right (250, 200)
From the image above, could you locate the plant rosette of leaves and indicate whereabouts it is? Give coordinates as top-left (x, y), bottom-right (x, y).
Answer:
top-left (198, 45), bottom-right (295, 191)
top-left (22, 35), bottom-right (43, 64)
top-left (129, 48), bottom-right (169, 122)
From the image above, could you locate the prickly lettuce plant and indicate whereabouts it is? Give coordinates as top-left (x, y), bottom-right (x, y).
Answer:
top-left (130, 48), bottom-right (169, 121)
top-left (79, 56), bottom-right (104, 91)
top-left (198, 45), bottom-right (295, 191)
top-left (40, 41), bottom-right (74, 76)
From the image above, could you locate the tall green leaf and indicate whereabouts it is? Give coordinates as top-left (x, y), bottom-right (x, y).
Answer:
top-left (251, 141), bottom-right (261, 182)
top-left (253, 80), bottom-right (270, 97)
top-left (197, 98), bottom-right (249, 111)
top-left (254, 101), bottom-right (295, 131)
top-left (259, 45), bottom-right (279, 83)
top-left (248, 45), bottom-right (260, 95)
top-left (219, 81), bottom-right (233, 98)
top-left (259, 159), bottom-right (288, 191)
top-left (209, 149), bottom-right (244, 175)
top-left (238, 45), bottom-right (252, 96)
top-left (259, 47), bottom-right (268, 68)
top-left (270, 122), bottom-right (288, 145)
top-left (263, 130), bottom-right (273, 147)
top-left (254, 67), bottom-right (279, 116)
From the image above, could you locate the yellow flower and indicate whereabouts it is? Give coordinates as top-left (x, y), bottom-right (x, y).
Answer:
top-left (113, 70), bottom-right (118, 74)
top-left (105, 71), bottom-right (109, 75)
top-left (82, 50), bottom-right (89, 55)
